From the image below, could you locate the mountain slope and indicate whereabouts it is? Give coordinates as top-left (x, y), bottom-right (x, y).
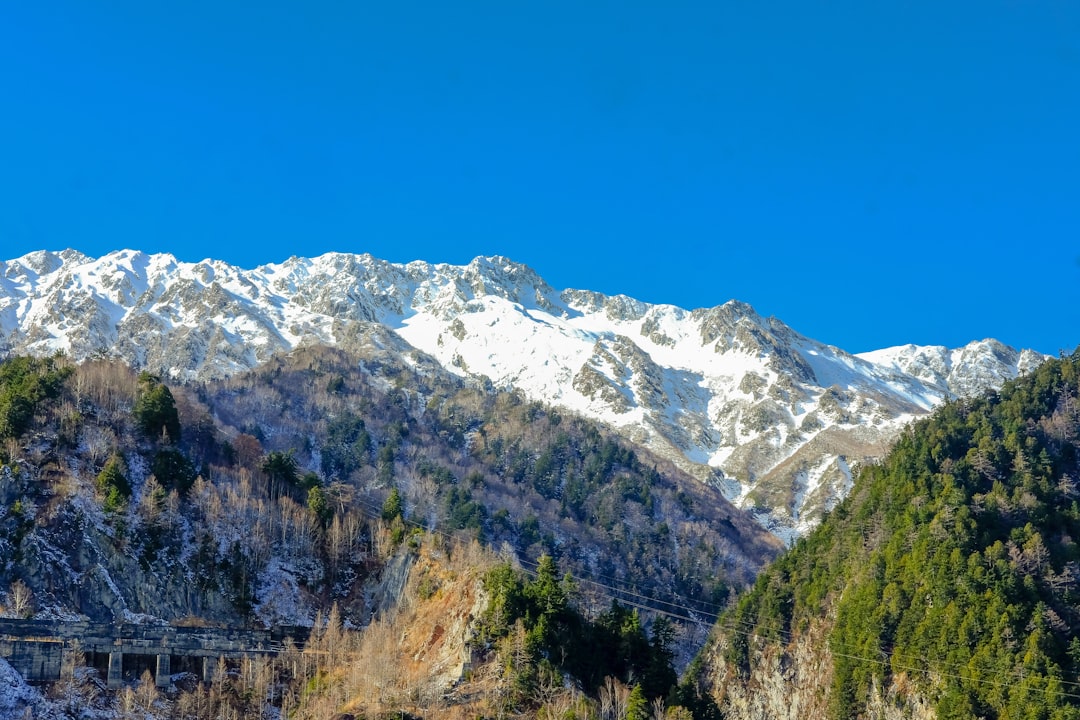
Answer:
top-left (0, 249), bottom-right (1047, 537)
top-left (694, 351), bottom-right (1080, 719)
top-left (0, 350), bottom-right (737, 717)
top-left (0, 345), bottom-right (777, 631)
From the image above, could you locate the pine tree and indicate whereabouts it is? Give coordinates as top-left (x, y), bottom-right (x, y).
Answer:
top-left (381, 487), bottom-right (403, 521)
top-left (132, 372), bottom-right (181, 443)
top-left (626, 684), bottom-right (649, 720)
top-left (96, 454), bottom-right (131, 513)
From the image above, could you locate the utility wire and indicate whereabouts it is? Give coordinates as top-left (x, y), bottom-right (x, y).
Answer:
top-left (336, 493), bottom-right (1080, 702)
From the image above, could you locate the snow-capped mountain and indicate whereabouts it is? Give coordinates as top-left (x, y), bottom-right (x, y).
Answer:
top-left (0, 249), bottom-right (1047, 539)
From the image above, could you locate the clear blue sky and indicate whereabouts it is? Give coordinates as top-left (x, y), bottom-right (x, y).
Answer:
top-left (2, 2), bottom-right (1078, 355)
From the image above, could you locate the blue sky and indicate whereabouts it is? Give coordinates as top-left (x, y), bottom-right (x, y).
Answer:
top-left (2, 2), bottom-right (1078, 355)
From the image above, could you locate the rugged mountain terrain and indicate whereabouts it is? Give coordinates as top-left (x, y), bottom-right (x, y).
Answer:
top-left (0, 249), bottom-right (1046, 538)
top-left (0, 344), bottom-right (775, 629)
top-left (0, 350), bottom-right (742, 717)
top-left (694, 351), bottom-right (1080, 719)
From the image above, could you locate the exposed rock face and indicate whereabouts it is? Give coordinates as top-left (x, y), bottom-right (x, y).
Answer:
top-left (0, 453), bottom-right (240, 625)
top-left (0, 249), bottom-right (1048, 538)
top-left (0, 656), bottom-right (51, 719)
top-left (706, 622), bottom-right (833, 720)
top-left (701, 621), bottom-right (935, 720)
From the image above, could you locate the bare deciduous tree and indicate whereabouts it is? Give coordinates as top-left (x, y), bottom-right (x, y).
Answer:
top-left (600, 675), bottom-right (630, 720)
top-left (7, 579), bottom-right (34, 618)
top-left (137, 669), bottom-right (158, 710)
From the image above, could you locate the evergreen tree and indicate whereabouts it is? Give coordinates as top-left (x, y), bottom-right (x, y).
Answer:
top-left (0, 355), bottom-right (72, 440)
top-left (626, 684), bottom-right (649, 720)
top-left (151, 447), bottom-right (196, 494)
top-left (307, 485), bottom-right (332, 527)
top-left (710, 351), bottom-right (1080, 719)
top-left (381, 487), bottom-right (404, 522)
top-left (132, 372), bottom-right (180, 443)
top-left (96, 454), bottom-right (131, 513)
top-left (642, 616), bottom-right (678, 700)
top-left (260, 450), bottom-right (300, 497)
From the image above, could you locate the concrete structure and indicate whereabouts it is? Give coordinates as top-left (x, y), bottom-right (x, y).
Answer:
top-left (155, 654), bottom-right (171, 688)
top-left (0, 619), bottom-right (308, 687)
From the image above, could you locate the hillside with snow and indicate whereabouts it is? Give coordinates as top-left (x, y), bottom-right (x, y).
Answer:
top-left (0, 249), bottom-right (1047, 538)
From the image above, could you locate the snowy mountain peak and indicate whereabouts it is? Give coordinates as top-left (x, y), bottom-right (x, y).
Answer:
top-left (857, 339), bottom-right (1046, 399)
top-left (0, 249), bottom-right (1049, 539)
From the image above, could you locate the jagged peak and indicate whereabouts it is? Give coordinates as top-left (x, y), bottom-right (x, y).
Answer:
top-left (720, 298), bottom-right (759, 315)
top-left (864, 338), bottom-right (1030, 363)
top-left (559, 288), bottom-right (649, 322)
top-left (9, 249), bottom-right (83, 277)
top-left (462, 254), bottom-right (550, 291)
top-left (958, 337), bottom-right (1009, 352)
top-left (466, 253), bottom-right (536, 274)
top-left (693, 300), bottom-right (779, 352)
top-left (58, 248), bottom-right (91, 263)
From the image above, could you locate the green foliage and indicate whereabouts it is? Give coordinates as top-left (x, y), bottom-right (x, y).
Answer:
top-left (626, 684), bottom-right (649, 720)
top-left (375, 420), bottom-right (408, 485)
top-left (0, 355), bottom-right (72, 439)
top-left (260, 450), bottom-right (301, 496)
top-left (96, 454), bottom-right (131, 514)
top-left (465, 403), bottom-right (748, 614)
top-left (480, 555), bottom-right (681, 709)
top-left (2, 498), bottom-right (33, 558)
top-left (644, 616), bottom-right (679, 700)
top-left (325, 374), bottom-right (345, 395)
top-left (299, 471), bottom-right (320, 492)
top-left (444, 485), bottom-right (486, 535)
top-left (381, 487), bottom-right (404, 522)
top-left (415, 570), bottom-right (439, 600)
top-left (307, 485), bottom-right (332, 527)
top-left (132, 372), bottom-right (181, 443)
top-left (202, 346), bottom-right (770, 639)
top-left (220, 539), bottom-right (256, 614)
top-left (670, 680), bottom-right (725, 720)
top-left (151, 447), bottom-right (196, 494)
top-left (0, 346), bottom-right (748, 717)
top-left (716, 352), bottom-right (1080, 719)
top-left (417, 459), bottom-right (457, 486)
top-left (320, 412), bottom-right (371, 479)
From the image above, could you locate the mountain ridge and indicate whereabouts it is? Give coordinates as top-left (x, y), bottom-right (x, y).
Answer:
top-left (0, 249), bottom-right (1048, 538)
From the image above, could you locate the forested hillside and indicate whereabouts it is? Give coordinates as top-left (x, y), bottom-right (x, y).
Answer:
top-left (697, 350), bottom-right (1080, 719)
top-left (0, 343), bottom-right (781, 717)
top-left (200, 343), bottom-right (780, 623)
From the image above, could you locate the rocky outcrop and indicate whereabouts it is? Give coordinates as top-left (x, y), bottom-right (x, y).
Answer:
top-left (701, 620), bottom-right (935, 720)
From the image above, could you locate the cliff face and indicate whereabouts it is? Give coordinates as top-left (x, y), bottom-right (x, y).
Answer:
top-left (700, 618), bottom-right (935, 720)
top-left (703, 619), bottom-right (833, 720)
top-left (333, 538), bottom-right (493, 717)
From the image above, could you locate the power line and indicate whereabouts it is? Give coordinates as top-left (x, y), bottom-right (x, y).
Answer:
top-left (350, 494), bottom-right (722, 625)
top-left (333, 493), bottom-right (1080, 704)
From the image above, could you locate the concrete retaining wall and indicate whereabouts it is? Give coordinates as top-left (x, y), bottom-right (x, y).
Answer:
top-left (0, 619), bottom-right (309, 686)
